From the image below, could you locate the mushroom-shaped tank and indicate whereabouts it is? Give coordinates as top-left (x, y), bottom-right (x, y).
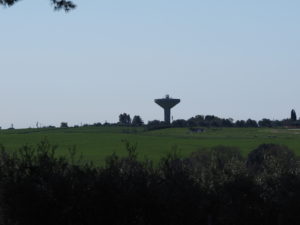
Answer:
top-left (154, 95), bottom-right (180, 124)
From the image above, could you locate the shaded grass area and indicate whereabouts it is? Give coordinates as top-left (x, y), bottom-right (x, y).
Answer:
top-left (0, 126), bottom-right (300, 164)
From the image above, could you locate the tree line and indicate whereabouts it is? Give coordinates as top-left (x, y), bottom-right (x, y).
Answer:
top-left (0, 140), bottom-right (299, 225)
top-left (115, 109), bottom-right (300, 130)
top-left (171, 111), bottom-right (300, 129)
top-left (7, 109), bottom-right (297, 130)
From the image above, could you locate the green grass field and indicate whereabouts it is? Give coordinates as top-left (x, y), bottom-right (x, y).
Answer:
top-left (0, 126), bottom-right (300, 164)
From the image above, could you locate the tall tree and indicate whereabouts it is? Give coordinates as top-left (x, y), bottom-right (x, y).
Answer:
top-left (291, 109), bottom-right (297, 121)
top-left (131, 115), bottom-right (144, 126)
top-left (0, 0), bottom-right (76, 11)
top-left (119, 113), bottom-right (131, 125)
top-left (60, 122), bottom-right (68, 128)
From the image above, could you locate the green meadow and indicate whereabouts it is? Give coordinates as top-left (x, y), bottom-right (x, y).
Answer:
top-left (0, 126), bottom-right (300, 165)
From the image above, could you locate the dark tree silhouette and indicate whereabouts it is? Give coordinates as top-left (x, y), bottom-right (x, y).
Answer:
top-left (131, 115), bottom-right (144, 126)
top-left (0, 0), bottom-right (76, 11)
top-left (291, 109), bottom-right (297, 121)
top-left (245, 119), bottom-right (258, 127)
top-left (172, 119), bottom-right (187, 127)
top-left (258, 118), bottom-right (273, 127)
top-left (119, 113), bottom-right (131, 125)
top-left (60, 122), bottom-right (68, 128)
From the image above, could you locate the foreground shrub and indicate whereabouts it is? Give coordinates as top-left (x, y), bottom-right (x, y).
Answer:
top-left (246, 144), bottom-right (300, 225)
top-left (0, 141), bottom-right (299, 225)
top-left (0, 140), bottom-right (95, 225)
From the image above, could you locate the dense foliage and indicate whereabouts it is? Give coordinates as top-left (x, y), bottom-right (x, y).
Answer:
top-left (115, 110), bottom-right (300, 130)
top-left (0, 140), bottom-right (299, 225)
top-left (171, 114), bottom-right (300, 128)
top-left (119, 113), bottom-right (131, 126)
top-left (0, 0), bottom-right (76, 11)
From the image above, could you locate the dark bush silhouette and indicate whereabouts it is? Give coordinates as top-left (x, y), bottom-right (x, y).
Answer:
top-left (258, 118), bottom-right (273, 127)
top-left (246, 144), bottom-right (300, 225)
top-left (172, 119), bottom-right (188, 127)
top-left (60, 122), bottom-right (68, 128)
top-left (0, 141), bottom-right (299, 225)
top-left (146, 120), bottom-right (169, 130)
top-left (245, 119), bottom-right (259, 127)
top-left (131, 115), bottom-right (144, 126)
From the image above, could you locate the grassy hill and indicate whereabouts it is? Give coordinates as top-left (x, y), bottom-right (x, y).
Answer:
top-left (0, 126), bottom-right (300, 164)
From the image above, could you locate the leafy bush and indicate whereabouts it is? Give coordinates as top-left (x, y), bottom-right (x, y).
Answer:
top-left (0, 141), bottom-right (299, 225)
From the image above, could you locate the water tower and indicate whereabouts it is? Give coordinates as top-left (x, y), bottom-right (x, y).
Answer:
top-left (154, 95), bottom-right (180, 124)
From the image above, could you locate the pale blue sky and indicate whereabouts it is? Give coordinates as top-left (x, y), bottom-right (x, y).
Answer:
top-left (1, 0), bottom-right (300, 128)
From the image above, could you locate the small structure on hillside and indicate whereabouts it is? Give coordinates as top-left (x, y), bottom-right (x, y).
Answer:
top-left (154, 95), bottom-right (180, 124)
top-left (189, 127), bottom-right (205, 133)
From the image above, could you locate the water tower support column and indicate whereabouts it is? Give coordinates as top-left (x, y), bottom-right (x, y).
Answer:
top-left (164, 108), bottom-right (171, 124)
